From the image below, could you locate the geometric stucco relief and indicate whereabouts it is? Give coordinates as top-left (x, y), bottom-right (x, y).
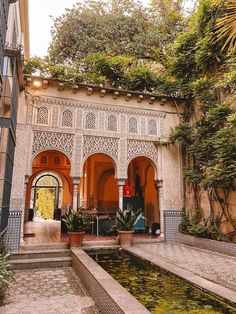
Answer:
top-left (32, 131), bottom-right (74, 158)
top-left (127, 139), bottom-right (158, 163)
top-left (83, 135), bottom-right (119, 161)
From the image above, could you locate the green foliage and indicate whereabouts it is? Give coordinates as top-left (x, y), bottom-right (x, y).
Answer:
top-left (169, 123), bottom-right (192, 145)
top-left (115, 205), bottom-right (144, 231)
top-left (49, 1), bottom-right (156, 63)
top-left (218, 69), bottom-right (236, 93)
top-left (179, 211), bottom-right (226, 241)
top-left (0, 253), bottom-right (12, 305)
top-left (127, 65), bottom-right (158, 92)
top-left (185, 168), bottom-right (203, 185)
top-left (170, 30), bottom-right (198, 82)
top-left (62, 208), bottom-right (92, 232)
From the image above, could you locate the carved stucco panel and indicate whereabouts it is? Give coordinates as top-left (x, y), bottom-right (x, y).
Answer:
top-left (32, 131), bottom-right (74, 159)
top-left (120, 114), bottom-right (126, 133)
top-left (72, 134), bottom-right (83, 177)
top-left (83, 135), bottom-right (119, 163)
top-left (118, 138), bottom-right (127, 179)
top-left (127, 139), bottom-right (158, 163)
top-left (76, 109), bottom-right (83, 129)
top-left (140, 116), bottom-right (146, 135)
top-left (98, 111), bottom-right (105, 131)
top-left (52, 105), bottom-right (59, 127)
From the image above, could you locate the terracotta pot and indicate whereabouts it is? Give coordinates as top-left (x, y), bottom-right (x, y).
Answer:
top-left (118, 230), bottom-right (134, 247)
top-left (68, 231), bottom-right (85, 247)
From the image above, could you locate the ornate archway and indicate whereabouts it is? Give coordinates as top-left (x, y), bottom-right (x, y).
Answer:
top-left (26, 150), bottom-right (72, 219)
top-left (80, 153), bottom-right (119, 209)
top-left (31, 172), bottom-right (63, 219)
top-left (126, 156), bottom-right (159, 229)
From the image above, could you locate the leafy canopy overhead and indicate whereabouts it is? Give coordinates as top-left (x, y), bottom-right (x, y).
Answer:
top-left (48, 0), bottom-right (185, 65)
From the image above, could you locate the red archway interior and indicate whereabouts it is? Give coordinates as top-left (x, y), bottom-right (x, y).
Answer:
top-left (127, 156), bottom-right (159, 227)
top-left (80, 153), bottom-right (118, 209)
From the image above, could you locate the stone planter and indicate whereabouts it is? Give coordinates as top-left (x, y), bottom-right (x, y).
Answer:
top-left (68, 231), bottom-right (85, 247)
top-left (118, 230), bottom-right (134, 247)
top-left (176, 232), bottom-right (236, 257)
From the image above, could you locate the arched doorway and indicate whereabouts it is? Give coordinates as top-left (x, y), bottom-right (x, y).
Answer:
top-left (31, 172), bottom-right (62, 219)
top-left (81, 153), bottom-right (118, 209)
top-left (23, 150), bottom-right (72, 244)
top-left (26, 150), bottom-right (72, 220)
top-left (127, 156), bottom-right (159, 229)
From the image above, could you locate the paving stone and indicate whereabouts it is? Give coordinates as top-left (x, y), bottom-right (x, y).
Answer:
top-left (1, 268), bottom-right (97, 314)
top-left (136, 242), bottom-right (236, 292)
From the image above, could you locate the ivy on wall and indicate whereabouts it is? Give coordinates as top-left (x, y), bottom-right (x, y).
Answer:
top-left (157, 0), bottom-right (236, 241)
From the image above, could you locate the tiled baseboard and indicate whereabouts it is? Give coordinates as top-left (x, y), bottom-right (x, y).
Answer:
top-left (3, 211), bottom-right (21, 252)
top-left (164, 210), bottom-right (182, 243)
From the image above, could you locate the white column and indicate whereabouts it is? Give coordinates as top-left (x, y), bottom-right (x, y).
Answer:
top-left (20, 175), bottom-right (29, 244)
top-left (117, 179), bottom-right (126, 210)
top-left (156, 179), bottom-right (164, 240)
top-left (72, 177), bottom-right (81, 211)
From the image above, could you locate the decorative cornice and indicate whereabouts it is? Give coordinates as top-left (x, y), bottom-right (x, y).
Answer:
top-left (29, 94), bottom-right (166, 118)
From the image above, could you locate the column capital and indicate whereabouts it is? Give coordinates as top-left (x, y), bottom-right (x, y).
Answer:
top-left (116, 178), bottom-right (126, 186)
top-left (72, 176), bottom-right (81, 185)
top-left (25, 175), bottom-right (30, 184)
top-left (155, 179), bottom-right (163, 188)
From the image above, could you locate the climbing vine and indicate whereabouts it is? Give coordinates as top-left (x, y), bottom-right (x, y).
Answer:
top-left (157, 0), bottom-right (236, 241)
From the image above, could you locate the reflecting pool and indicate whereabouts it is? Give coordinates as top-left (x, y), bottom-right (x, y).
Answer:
top-left (87, 249), bottom-right (236, 314)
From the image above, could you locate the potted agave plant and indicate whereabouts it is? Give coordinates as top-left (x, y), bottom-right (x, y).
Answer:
top-left (62, 208), bottom-right (92, 247)
top-left (115, 205), bottom-right (144, 247)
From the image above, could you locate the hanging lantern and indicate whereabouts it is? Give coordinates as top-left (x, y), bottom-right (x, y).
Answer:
top-left (123, 185), bottom-right (132, 197)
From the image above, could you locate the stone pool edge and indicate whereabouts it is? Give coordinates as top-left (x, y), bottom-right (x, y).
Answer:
top-left (70, 248), bottom-right (150, 314)
top-left (125, 246), bottom-right (236, 308)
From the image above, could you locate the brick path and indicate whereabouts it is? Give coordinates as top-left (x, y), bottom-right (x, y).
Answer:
top-left (135, 242), bottom-right (236, 292)
top-left (1, 268), bottom-right (97, 314)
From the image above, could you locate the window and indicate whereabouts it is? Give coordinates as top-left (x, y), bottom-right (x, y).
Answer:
top-left (41, 156), bottom-right (47, 164)
top-left (36, 107), bottom-right (48, 125)
top-left (54, 156), bottom-right (60, 165)
top-left (85, 113), bottom-right (96, 129)
top-left (62, 110), bottom-right (73, 127)
top-left (129, 118), bottom-right (138, 134)
top-left (148, 120), bottom-right (157, 135)
top-left (107, 115), bottom-right (117, 132)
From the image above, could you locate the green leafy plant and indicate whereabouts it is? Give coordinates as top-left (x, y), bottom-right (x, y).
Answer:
top-left (62, 208), bottom-right (92, 232)
top-left (0, 252), bottom-right (12, 305)
top-left (115, 205), bottom-right (145, 231)
top-left (179, 211), bottom-right (227, 241)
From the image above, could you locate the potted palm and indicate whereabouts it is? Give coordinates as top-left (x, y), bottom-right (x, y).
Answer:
top-left (62, 208), bottom-right (92, 247)
top-left (115, 205), bottom-right (144, 247)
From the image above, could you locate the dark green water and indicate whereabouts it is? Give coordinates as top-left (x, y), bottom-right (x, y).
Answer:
top-left (88, 249), bottom-right (236, 314)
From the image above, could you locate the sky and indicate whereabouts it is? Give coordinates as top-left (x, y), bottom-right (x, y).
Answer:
top-left (29, 0), bottom-right (195, 58)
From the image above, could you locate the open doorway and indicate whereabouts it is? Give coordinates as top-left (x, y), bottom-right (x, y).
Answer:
top-left (32, 173), bottom-right (62, 220)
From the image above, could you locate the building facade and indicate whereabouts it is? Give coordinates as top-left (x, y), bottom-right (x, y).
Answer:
top-left (8, 76), bottom-right (184, 251)
top-left (0, 0), bottom-right (29, 247)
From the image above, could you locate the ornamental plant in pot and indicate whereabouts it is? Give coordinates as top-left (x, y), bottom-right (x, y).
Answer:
top-left (62, 208), bottom-right (92, 247)
top-left (115, 205), bottom-right (144, 247)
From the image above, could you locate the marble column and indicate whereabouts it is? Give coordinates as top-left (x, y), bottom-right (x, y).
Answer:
top-left (156, 179), bottom-right (164, 240)
top-left (117, 179), bottom-right (126, 210)
top-left (20, 175), bottom-right (29, 244)
top-left (72, 177), bottom-right (81, 211)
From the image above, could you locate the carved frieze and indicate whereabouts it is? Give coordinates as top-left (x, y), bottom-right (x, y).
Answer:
top-left (83, 135), bottom-right (119, 161)
top-left (127, 139), bottom-right (158, 163)
top-left (32, 131), bottom-right (74, 158)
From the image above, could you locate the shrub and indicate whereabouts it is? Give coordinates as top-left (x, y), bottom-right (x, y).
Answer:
top-left (0, 252), bottom-right (12, 305)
